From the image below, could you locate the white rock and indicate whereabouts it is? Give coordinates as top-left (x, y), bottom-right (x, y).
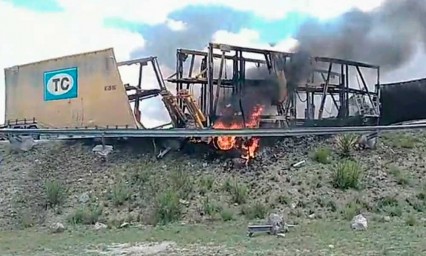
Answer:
top-left (383, 216), bottom-right (391, 222)
top-left (94, 222), bottom-right (108, 230)
top-left (79, 192), bottom-right (90, 204)
top-left (308, 214), bottom-right (316, 219)
top-left (50, 222), bottom-right (65, 233)
top-left (351, 214), bottom-right (368, 231)
top-left (120, 222), bottom-right (130, 228)
top-left (328, 244), bottom-right (335, 249)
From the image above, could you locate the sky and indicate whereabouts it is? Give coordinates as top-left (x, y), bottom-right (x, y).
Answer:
top-left (1, 0), bottom-right (421, 127)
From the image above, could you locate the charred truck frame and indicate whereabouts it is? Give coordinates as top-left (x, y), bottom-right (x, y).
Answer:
top-left (167, 43), bottom-right (380, 129)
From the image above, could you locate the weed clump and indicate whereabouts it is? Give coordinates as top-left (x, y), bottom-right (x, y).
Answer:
top-left (199, 175), bottom-right (214, 195)
top-left (228, 180), bottom-right (248, 205)
top-left (202, 196), bottom-right (221, 217)
top-left (376, 196), bottom-right (402, 217)
top-left (389, 166), bottom-right (411, 187)
top-left (44, 180), bottom-right (67, 208)
top-left (241, 202), bottom-right (268, 220)
top-left (111, 180), bottom-right (131, 206)
top-left (67, 204), bottom-right (103, 225)
top-left (336, 134), bottom-right (358, 157)
top-left (312, 147), bottom-right (331, 164)
top-left (169, 167), bottom-right (193, 200)
top-left (154, 190), bottom-right (182, 225)
top-left (332, 160), bottom-right (363, 190)
top-left (220, 208), bottom-right (234, 222)
top-left (340, 201), bottom-right (364, 220)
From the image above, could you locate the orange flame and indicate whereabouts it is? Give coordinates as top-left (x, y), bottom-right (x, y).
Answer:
top-left (212, 104), bottom-right (264, 164)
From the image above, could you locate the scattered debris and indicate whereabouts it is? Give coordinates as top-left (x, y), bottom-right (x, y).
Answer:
top-left (248, 213), bottom-right (295, 237)
top-left (50, 222), bottom-right (65, 233)
top-left (292, 160), bottom-right (306, 168)
top-left (351, 214), bottom-right (368, 231)
top-left (92, 144), bottom-right (113, 161)
top-left (87, 242), bottom-right (177, 255)
top-left (157, 147), bottom-right (172, 159)
top-left (358, 132), bottom-right (378, 149)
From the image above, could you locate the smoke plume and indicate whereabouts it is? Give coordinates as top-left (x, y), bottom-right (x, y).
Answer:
top-left (294, 0), bottom-right (426, 71)
top-left (130, 5), bottom-right (250, 68)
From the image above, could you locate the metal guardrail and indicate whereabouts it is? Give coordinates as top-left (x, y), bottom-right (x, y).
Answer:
top-left (0, 123), bottom-right (426, 138)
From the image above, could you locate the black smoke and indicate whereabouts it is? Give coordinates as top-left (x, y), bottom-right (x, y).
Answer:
top-left (294, 0), bottom-right (426, 71)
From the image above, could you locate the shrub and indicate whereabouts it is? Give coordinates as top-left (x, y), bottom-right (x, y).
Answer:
top-left (229, 181), bottom-right (248, 205)
top-left (169, 167), bottom-right (193, 199)
top-left (154, 190), bottom-right (182, 225)
top-left (220, 208), bottom-right (234, 221)
top-left (68, 205), bottom-right (103, 225)
top-left (340, 201), bottom-right (363, 220)
top-left (199, 175), bottom-right (214, 195)
top-left (111, 180), bottom-right (131, 206)
top-left (336, 134), bottom-right (358, 157)
top-left (332, 160), bottom-right (363, 190)
top-left (376, 196), bottom-right (402, 217)
top-left (44, 180), bottom-right (66, 208)
top-left (312, 147), bottom-right (331, 164)
top-left (241, 202), bottom-right (268, 220)
top-left (202, 196), bottom-right (221, 216)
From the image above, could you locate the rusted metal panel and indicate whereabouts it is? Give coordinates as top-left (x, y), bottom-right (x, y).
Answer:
top-left (5, 48), bottom-right (139, 128)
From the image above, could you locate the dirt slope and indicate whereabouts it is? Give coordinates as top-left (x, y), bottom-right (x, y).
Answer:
top-left (0, 132), bottom-right (425, 231)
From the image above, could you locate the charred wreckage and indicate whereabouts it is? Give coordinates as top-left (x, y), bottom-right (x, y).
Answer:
top-left (2, 42), bottom-right (426, 163)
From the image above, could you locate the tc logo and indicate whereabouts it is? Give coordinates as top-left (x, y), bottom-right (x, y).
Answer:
top-left (44, 67), bottom-right (78, 101)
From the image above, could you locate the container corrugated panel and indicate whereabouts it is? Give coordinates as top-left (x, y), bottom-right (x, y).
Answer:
top-left (4, 48), bottom-right (139, 128)
top-left (379, 78), bottom-right (426, 125)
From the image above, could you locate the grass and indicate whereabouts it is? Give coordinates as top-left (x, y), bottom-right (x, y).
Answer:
top-left (383, 133), bottom-right (418, 149)
top-left (388, 166), bottom-right (411, 187)
top-left (332, 160), bottom-right (363, 190)
top-left (0, 220), bottom-right (425, 256)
